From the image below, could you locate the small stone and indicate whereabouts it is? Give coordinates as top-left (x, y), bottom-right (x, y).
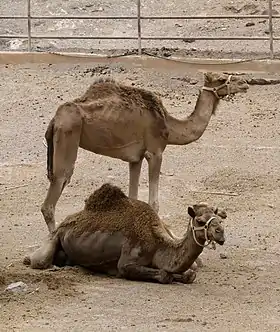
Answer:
top-left (262, 9), bottom-right (278, 15)
top-left (186, 317), bottom-right (193, 322)
top-left (245, 22), bottom-right (255, 27)
top-left (5, 281), bottom-right (28, 293)
top-left (268, 204), bottom-right (274, 208)
top-left (220, 253), bottom-right (228, 259)
top-left (201, 321), bottom-right (207, 326)
top-left (182, 38), bottom-right (195, 43)
top-left (163, 51), bottom-right (171, 57)
top-left (190, 79), bottom-right (198, 85)
top-left (175, 23), bottom-right (183, 28)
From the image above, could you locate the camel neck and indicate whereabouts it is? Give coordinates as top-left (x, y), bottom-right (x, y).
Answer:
top-left (166, 89), bottom-right (219, 145)
top-left (173, 225), bottom-right (205, 273)
top-left (155, 224), bottom-right (205, 273)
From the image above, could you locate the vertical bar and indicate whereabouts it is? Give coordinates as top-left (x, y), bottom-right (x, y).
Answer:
top-left (137, 0), bottom-right (142, 55)
top-left (268, 0), bottom-right (274, 59)
top-left (27, 0), bottom-right (31, 51)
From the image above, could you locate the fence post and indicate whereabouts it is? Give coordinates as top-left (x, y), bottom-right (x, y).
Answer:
top-left (27, 0), bottom-right (31, 51)
top-left (268, 0), bottom-right (274, 59)
top-left (137, 0), bottom-right (142, 55)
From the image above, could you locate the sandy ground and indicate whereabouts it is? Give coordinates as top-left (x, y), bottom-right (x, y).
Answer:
top-left (0, 1), bottom-right (280, 332)
top-left (0, 62), bottom-right (280, 332)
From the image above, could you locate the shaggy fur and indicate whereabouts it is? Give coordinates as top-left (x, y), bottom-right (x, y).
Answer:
top-left (58, 183), bottom-right (175, 251)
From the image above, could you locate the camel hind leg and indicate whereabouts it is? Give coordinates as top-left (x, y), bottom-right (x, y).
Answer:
top-left (41, 103), bottom-right (82, 233)
top-left (23, 235), bottom-right (60, 269)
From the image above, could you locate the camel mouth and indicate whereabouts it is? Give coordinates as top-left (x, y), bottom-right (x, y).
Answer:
top-left (241, 86), bottom-right (249, 93)
top-left (240, 83), bottom-right (249, 93)
top-left (215, 239), bottom-right (225, 245)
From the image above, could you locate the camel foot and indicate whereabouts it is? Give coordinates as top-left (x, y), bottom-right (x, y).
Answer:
top-left (181, 270), bottom-right (197, 284)
top-left (158, 270), bottom-right (173, 284)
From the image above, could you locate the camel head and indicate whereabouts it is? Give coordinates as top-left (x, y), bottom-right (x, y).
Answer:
top-left (188, 202), bottom-right (227, 247)
top-left (203, 72), bottom-right (249, 98)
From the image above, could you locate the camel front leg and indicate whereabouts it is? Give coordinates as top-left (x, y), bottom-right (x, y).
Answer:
top-left (117, 241), bottom-right (173, 284)
top-left (128, 159), bottom-right (143, 200)
top-left (118, 263), bottom-right (173, 284)
top-left (41, 178), bottom-right (67, 233)
top-left (145, 151), bottom-right (162, 213)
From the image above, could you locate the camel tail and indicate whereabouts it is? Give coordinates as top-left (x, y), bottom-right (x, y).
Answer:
top-left (45, 118), bottom-right (55, 181)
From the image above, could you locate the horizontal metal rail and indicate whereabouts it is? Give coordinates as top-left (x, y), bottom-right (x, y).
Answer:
top-left (1, 15), bottom-right (280, 20)
top-left (0, 0), bottom-right (277, 59)
top-left (1, 35), bottom-right (279, 41)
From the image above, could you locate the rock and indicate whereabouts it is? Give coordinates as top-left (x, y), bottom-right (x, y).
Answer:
top-left (182, 38), bottom-right (195, 43)
top-left (5, 281), bottom-right (28, 293)
top-left (190, 79), bottom-right (198, 85)
top-left (262, 9), bottom-right (278, 15)
top-left (163, 51), bottom-right (171, 57)
top-left (220, 253), bottom-right (228, 259)
top-left (175, 23), bottom-right (182, 28)
top-left (245, 22), bottom-right (255, 27)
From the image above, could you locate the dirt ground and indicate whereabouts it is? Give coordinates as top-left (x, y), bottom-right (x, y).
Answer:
top-left (0, 61), bottom-right (280, 332)
top-left (0, 1), bottom-right (280, 332)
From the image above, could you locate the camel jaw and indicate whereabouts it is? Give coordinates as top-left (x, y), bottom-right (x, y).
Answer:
top-left (215, 239), bottom-right (225, 246)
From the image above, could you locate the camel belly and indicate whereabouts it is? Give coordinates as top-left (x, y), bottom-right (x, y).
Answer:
top-left (60, 231), bottom-right (125, 269)
top-left (79, 121), bottom-right (146, 162)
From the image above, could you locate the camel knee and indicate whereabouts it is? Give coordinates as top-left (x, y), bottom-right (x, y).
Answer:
top-left (27, 251), bottom-right (53, 270)
top-left (190, 262), bottom-right (198, 271)
top-left (117, 262), bottom-right (130, 278)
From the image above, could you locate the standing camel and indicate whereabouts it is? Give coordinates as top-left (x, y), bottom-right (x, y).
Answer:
top-left (42, 72), bottom-right (248, 233)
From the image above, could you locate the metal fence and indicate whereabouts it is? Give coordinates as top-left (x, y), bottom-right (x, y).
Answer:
top-left (0, 0), bottom-right (278, 58)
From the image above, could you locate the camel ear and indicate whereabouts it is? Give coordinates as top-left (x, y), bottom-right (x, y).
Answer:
top-left (188, 206), bottom-right (196, 218)
top-left (204, 72), bottom-right (213, 83)
top-left (214, 208), bottom-right (227, 219)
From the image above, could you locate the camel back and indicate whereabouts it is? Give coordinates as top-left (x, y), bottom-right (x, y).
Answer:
top-left (57, 183), bottom-right (175, 250)
top-left (74, 78), bottom-right (169, 140)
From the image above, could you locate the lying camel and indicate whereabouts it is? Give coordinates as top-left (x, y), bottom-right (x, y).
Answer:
top-left (25, 183), bottom-right (227, 284)
top-left (41, 72), bottom-right (248, 233)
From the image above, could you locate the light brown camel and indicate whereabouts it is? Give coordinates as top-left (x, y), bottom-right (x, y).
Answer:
top-left (25, 183), bottom-right (227, 284)
top-left (41, 72), bottom-right (247, 233)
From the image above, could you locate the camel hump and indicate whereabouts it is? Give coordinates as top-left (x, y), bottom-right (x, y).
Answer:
top-left (84, 183), bottom-right (128, 211)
